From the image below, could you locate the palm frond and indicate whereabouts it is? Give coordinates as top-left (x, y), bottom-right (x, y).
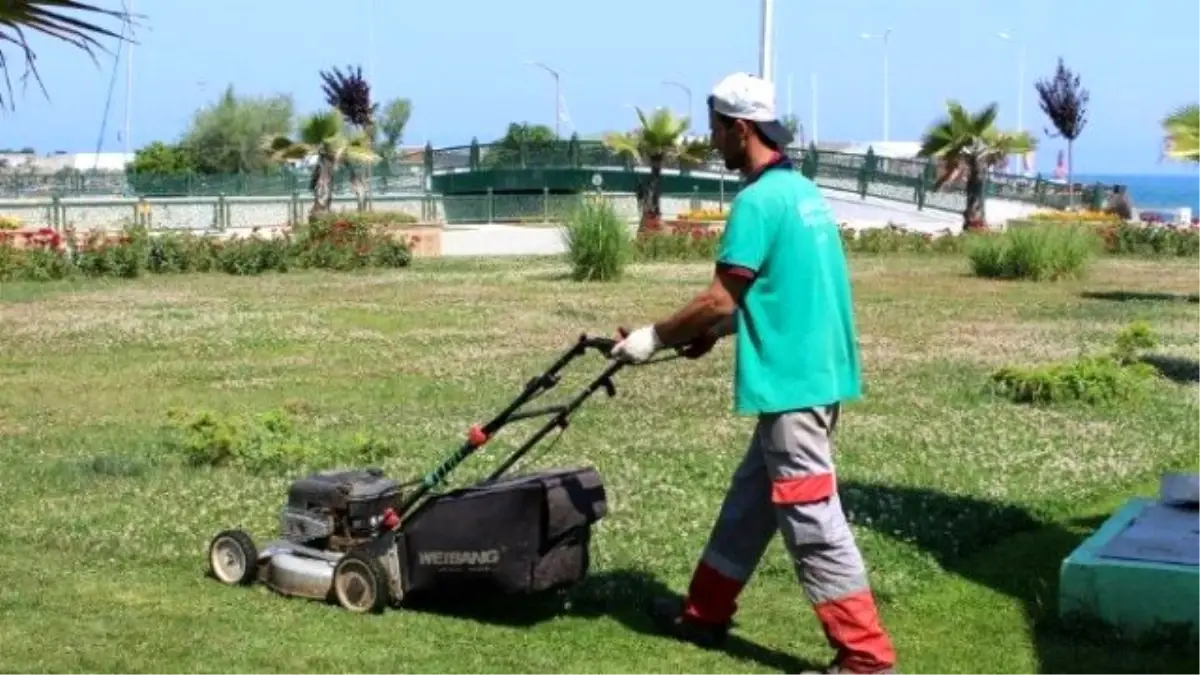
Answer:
top-left (0, 0), bottom-right (137, 109)
top-left (603, 130), bottom-right (643, 162)
top-left (261, 134), bottom-right (313, 162)
top-left (299, 110), bottom-right (345, 146)
top-left (919, 99), bottom-right (1030, 187)
top-left (639, 106), bottom-right (689, 150)
top-left (1162, 103), bottom-right (1200, 163)
top-left (341, 132), bottom-right (379, 164)
top-left (679, 136), bottom-right (713, 165)
top-left (970, 103), bottom-right (999, 134)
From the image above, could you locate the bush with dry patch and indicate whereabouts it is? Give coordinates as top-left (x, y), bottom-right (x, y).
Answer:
top-left (840, 225), bottom-right (967, 255)
top-left (989, 321), bottom-right (1162, 405)
top-left (968, 223), bottom-right (1100, 281)
top-left (162, 408), bottom-right (398, 474)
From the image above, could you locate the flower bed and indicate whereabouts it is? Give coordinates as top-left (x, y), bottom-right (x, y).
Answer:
top-left (1138, 210), bottom-right (1199, 226)
top-left (1028, 209), bottom-right (1121, 224)
top-left (0, 213), bottom-right (417, 282)
top-left (634, 219), bottom-right (721, 261)
top-left (634, 220), bottom-right (972, 261)
top-left (1096, 221), bottom-right (1199, 256)
top-left (676, 208), bottom-right (727, 223)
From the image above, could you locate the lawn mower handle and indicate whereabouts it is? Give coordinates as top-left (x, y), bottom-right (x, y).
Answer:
top-left (393, 332), bottom-right (646, 518)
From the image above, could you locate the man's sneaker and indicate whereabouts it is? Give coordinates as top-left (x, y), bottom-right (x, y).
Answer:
top-left (646, 596), bottom-right (731, 649)
top-left (801, 660), bottom-right (897, 674)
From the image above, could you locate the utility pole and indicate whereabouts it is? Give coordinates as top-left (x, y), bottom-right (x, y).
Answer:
top-left (811, 72), bottom-right (819, 144)
top-left (997, 31), bottom-right (1025, 131)
top-left (124, 0), bottom-right (134, 156)
top-left (860, 28), bottom-right (893, 142)
top-left (368, 0), bottom-right (376, 86)
top-left (759, 0), bottom-right (775, 83)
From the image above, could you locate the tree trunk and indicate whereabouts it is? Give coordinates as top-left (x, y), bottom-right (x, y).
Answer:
top-left (1066, 140), bottom-right (1075, 208)
top-left (349, 164), bottom-right (366, 213)
top-left (363, 122), bottom-right (376, 212)
top-left (645, 157), bottom-right (663, 221)
top-left (309, 156), bottom-right (335, 220)
top-left (963, 160), bottom-right (984, 230)
top-left (635, 160), bottom-right (665, 236)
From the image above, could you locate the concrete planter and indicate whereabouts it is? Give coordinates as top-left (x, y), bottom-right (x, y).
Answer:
top-left (380, 223), bottom-right (443, 258)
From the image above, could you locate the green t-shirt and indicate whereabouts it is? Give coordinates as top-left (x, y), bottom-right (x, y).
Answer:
top-left (715, 165), bottom-right (863, 416)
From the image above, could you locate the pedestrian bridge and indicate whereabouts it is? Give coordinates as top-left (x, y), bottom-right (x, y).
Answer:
top-left (422, 139), bottom-right (1108, 226)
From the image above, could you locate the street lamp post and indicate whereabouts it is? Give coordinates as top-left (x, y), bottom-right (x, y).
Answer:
top-left (662, 80), bottom-right (694, 127)
top-left (368, 0), bottom-right (376, 86)
top-left (997, 31), bottom-right (1026, 132)
top-left (811, 72), bottom-right (819, 145)
top-left (859, 28), bottom-right (892, 142)
top-left (527, 60), bottom-right (561, 137)
top-left (759, 0), bottom-right (775, 83)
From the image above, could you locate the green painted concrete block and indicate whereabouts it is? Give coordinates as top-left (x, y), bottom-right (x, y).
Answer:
top-left (1059, 497), bottom-right (1199, 639)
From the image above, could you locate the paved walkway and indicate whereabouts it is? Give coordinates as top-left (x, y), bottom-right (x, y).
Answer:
top-left (442, 187), bottom-right (968, 257)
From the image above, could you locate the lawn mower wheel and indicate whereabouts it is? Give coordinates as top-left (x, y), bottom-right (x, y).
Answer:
top-left (332, 549), bottom-right (390, 614)
top-left (209, 529), bottom-right (258, 586)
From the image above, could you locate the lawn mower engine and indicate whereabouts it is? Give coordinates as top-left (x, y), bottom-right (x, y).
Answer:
top-left (208, 464), bottom-right (608, 613)
top-left (282, 467), bottom-right (403, 551)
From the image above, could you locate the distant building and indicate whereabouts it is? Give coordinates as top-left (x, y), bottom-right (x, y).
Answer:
top-left (0, 151), bottom-right (134, 174)
top-left (836, 141), bottom-right (922, 159)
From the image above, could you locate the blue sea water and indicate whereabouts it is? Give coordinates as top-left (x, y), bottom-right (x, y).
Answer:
top-left (1075, 173), bottom-right (1200, 214)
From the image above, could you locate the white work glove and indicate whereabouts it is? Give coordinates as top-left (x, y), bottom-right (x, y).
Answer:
top-left (610, 325), bottom-right (663, 363)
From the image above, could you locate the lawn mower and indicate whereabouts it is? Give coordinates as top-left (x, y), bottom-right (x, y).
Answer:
top-left (206, 332), bottom-right (670, 614)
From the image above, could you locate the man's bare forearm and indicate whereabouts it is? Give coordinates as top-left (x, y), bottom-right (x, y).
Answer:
top-left (652, 291), bottom-right (734, 348)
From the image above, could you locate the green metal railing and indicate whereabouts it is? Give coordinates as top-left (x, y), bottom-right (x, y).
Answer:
top-left (0, 139), bottom-right (1109, 212)
top-left (0, 192), bottom-right (722, 232)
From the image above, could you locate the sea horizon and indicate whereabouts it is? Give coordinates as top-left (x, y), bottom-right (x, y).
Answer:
top-left (1072, 172), bottom-right (1199, 214)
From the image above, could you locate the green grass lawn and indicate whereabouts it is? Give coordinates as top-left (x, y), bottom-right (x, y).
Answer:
top-left (1, 254), bottom-right (1197, 673)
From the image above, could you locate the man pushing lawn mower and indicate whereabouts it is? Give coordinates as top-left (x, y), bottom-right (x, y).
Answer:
top-left (609, 72), bottom-right (897, 675)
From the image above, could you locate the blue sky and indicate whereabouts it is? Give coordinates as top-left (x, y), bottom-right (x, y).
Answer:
top-left (2, 0), bottom-right (1197, 175)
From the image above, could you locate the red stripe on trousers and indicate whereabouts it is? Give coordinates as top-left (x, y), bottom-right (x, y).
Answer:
top-left (771, 473), bottom-right (835, 504)
top-left (682, 561), bottom-right (744, 625)
top-left (813, 589), bottom-right (896, 672)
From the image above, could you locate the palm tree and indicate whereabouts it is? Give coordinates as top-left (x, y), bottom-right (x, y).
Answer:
top-left (603, 107), bottom-right (710, 232)
top-left (917, 100), bottom-right (1036, 230)
top-left (320, 65), bottom-right (377, 206)
top-left (1162, 104), bottom-right (1199, 163)
top-left (263, 110), bottom-right (378, 218)
top-left (0, 1), bottom-right (134, 110)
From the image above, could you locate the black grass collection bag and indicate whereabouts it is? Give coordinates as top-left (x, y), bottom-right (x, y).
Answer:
top-left (397, 466), bottom-right (608, 599)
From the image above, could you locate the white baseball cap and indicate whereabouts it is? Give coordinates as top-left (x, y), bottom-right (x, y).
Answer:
top-left (708, 72), bottom-right (794, 147)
